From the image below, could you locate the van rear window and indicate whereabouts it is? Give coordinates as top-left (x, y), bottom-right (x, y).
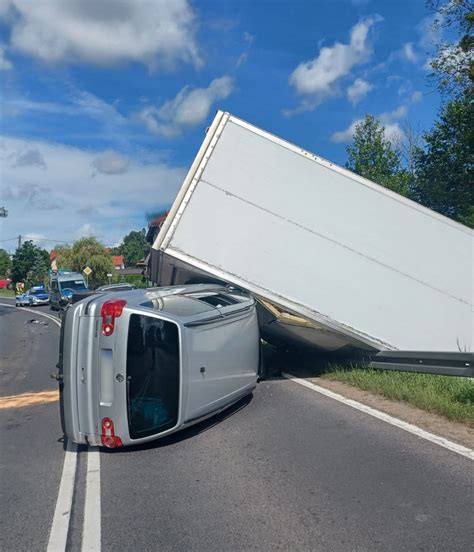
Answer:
top-left (126, 314), bottom-right (179, 439)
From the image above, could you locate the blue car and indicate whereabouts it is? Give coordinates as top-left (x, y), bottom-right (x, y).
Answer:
top-left (15, 286), bottom-right (50, 307)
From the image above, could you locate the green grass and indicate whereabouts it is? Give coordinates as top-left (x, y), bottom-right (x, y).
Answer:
top-left (321, 365), bottom-right (474, 426)
top-left (0, 288), bottom-right (14, 298)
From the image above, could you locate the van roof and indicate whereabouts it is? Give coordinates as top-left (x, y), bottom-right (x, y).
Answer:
top-left (52, 272), bottom-right (85, 280)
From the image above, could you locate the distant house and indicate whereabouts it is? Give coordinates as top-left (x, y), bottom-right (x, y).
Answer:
top-left (50, 250), bottom-right (58, 271)
top-left (145, 211), bottom-right (168, 245)
top-left (112, 255), bottom-right (125, 270)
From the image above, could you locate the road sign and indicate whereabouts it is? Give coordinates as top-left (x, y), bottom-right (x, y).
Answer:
top-left (107, 273), bottom-right (112, 278)
top-left (83, 266), bottom-right (92, 276)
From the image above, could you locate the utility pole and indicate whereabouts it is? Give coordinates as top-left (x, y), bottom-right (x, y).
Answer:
top-left (17, 235), bottom-right (22, 249)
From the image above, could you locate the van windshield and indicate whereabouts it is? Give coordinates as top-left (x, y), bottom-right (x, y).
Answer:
top-left (126, 314), bottom-right (179, 439)
top-left (59, 280), bottom-right (87, 291)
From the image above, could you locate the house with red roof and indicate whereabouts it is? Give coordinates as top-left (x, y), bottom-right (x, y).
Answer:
top-left (112, 255), bottom-right (125, 270)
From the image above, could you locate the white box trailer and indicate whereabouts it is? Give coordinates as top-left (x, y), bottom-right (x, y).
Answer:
top-left (150, 111), bottom-right (473, 355)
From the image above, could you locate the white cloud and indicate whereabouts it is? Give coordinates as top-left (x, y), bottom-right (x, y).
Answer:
top-left (75, 224), bottom-right (98, 239)
top-left (334, 87), bottom-right (423, 144)
top-left (0, 135), bottom-right (186, 248)
top-left (382, 123), bottom-right (404, 144)
top-left (330, 119), bottom-right (363, 143)
top-left (402, 42), bottom-right (418, 63)
top-left (138, 76), bottom-right (234, 137)
top-left (92, 150), bottom-right (129, 175)
top-left (1, 0), bottom-right (201, 69)
top-left (417, 14), bottom-right (443, 50)
top-left (236, 31), bottom-right (255, 68)
top-left (347, 78), bottom-right (374, 104)
top-left (0, 41), bottom-right (12, 70)
top-left (380, 105), bottom-right (408, 122)
top-left (330, 94), bottom-right (420, 145)
top-left (330, 118), bottom-right (404, 145)
top-left (288, 16), bottom-right (382, 111)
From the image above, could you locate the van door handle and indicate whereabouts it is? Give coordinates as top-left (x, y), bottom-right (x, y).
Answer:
top-left (50, 371), bottom-right (63, 381)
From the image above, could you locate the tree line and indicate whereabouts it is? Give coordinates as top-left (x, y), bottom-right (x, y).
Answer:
top-left (345, 1), bottom-right (473, 227)
top-left (0, 230), bottom-right (150, 289)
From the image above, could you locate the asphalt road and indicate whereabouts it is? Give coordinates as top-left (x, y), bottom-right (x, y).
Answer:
top-left (1, 298), bottom-right (473, 551)
top-left (0, 301), bottom-right (64, 552)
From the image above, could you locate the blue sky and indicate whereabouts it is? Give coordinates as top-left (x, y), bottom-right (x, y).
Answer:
top-left (0, 0), bottom-right (446, 252)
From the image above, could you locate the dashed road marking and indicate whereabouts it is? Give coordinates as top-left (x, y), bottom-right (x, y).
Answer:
top-left (47, 440), bottom-right (78, 552)
top-left (82, 448), bottom-right (101, 551)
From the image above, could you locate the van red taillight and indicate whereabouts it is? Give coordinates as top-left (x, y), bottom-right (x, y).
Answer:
top-left (100, 417), bottom-right (123, 448)
top-left (100, 299), bottom-right (126, 336)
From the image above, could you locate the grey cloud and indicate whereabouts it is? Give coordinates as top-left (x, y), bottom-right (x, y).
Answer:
top-left (77, 205), bottom-right (100, 216)
top-left (92, 150), bottom-right (129, 175)
top-left (3, 182), bottom-right (59, 210)
top-left (13, 148), bottom-right (46, 168)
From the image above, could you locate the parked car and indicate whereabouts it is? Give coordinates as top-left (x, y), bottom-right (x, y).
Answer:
top-left (15, 286), bottom-right (50, 307)
top-left (15, 291), bottom-right (31, 307)
top-left (28, 286), bottom-right (50, 306)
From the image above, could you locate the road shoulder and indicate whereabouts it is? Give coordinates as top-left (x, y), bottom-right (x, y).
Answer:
top-left (303, 376), bottom-right (473, 449)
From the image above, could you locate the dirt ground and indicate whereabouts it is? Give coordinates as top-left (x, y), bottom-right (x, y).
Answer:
top-left (308, 377), bottom-right (474, 450)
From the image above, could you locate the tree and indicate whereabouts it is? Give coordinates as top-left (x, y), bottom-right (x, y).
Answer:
top-left (11, 241), bottom-right (49, 286)
top-left (116, 229), bottom-right (150, 267)
top-left (428, 0), bottom-right (473, 97)
top-left (346, 115), bottom-right (410, 196)
top-left (410, 2), bottom-right (474, 226)
top-left (413, 96), bottom-right (473, 225)
top-left (0, 249), bottom-right (11, 278)
top-left (53, 244), bottom-right (74, 271)
top-left (69, 237), bottom-right (114, 288)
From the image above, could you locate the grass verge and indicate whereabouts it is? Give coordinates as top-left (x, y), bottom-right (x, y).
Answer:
top-left (321, 366), bottom-right (474, 426)
top-left (0, 289), bottom-right (14, 298)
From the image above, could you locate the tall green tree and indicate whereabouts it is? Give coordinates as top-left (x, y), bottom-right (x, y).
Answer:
top-left (53, 244), bottom-right (74, 270)
top-left (409, 1), bottom-right (474, 226)
top-left (413, 96), bottom-right (473, 226)
top-left (428, 0), bottom-right (473, 97)
top-left (11, 241), bottom-right (50, 285)
top-left (69, 237), bottom-right (114, 288)
top-left (116, 229), bottom-right (149, 267)
top-left (346, 115), bottom-right (410, 196)
top-left (0, 249), bottom-right (12, 278)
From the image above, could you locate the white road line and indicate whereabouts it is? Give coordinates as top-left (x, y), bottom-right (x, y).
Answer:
top-left (282, 373), bottom-right (474, 461)
top-left (47, 440), bottom-right (78, 552)
top-left (0, 302), bottom-right (61, 327)
top-left (82, 448), bottom-right (101, 551)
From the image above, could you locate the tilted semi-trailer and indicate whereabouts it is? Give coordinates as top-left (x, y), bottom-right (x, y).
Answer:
top-left (149, 111), bottom-right (473, 358)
